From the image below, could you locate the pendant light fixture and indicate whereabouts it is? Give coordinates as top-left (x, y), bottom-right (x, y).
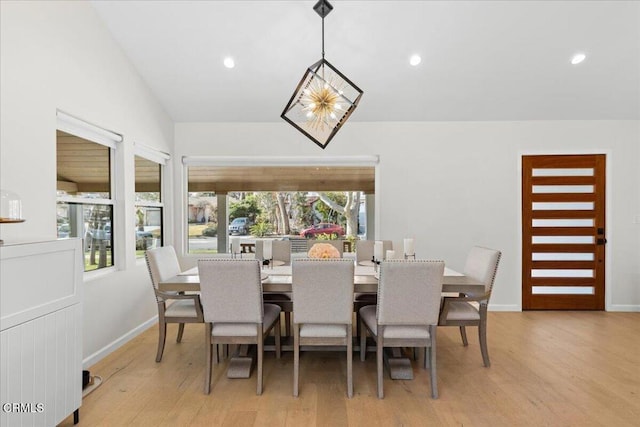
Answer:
top-left (281, 0), bottom-right (363, 149)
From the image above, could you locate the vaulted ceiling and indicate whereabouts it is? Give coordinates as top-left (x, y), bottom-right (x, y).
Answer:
top-left (90, 1), bottom-right (639, 123)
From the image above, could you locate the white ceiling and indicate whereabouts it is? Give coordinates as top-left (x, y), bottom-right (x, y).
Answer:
top-left (91, 0), bottom-right (639, 123)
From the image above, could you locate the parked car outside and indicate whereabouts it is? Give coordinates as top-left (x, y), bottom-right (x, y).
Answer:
top-left (89, 222), bottom-right (111, 241)
top-left (136, 229), bottom-right (154, 249)
top-left (228, 217), bottom-right (252, 235)
top-left (57, 223), bottom-right (70, 238)
top-left (300, 223), bottom-right (345, 238)
top-left (88, 221), bottom-right (153, 247)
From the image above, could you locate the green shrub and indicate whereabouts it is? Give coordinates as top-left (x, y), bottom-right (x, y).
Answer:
top-left (202, 226), bottom-right (217, 237)
top-left (316, 233), bottom-right (334, 240)
top-left (250, 221), bottom-right (272, 237)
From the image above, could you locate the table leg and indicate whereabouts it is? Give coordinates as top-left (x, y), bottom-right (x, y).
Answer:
top-left (227, 344), bottom-right (255, 378)
top-left (384, 348), bottom-right (414, 380)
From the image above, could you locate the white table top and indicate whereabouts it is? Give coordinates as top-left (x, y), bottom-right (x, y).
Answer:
top-left (169, 264), bottom-right (476, 295)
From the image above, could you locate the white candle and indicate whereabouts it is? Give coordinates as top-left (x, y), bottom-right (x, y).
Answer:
top-left (231, 237), bottom-right (240, 254)
top-left (404, 238), bottom-right (415, 256)
top-left (386, 250), bottom-right (395, 260)
top-left (263, 239), bottom-right (272, 260)
top-left (374, 241), bottom-right (383, 261)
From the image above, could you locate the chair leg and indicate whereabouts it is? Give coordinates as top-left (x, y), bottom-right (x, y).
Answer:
top-left (293, 324), bottom-right (300, 397)
top-left (156, 319), bottom-right (167, 362)
top-left (376, 335), bottom-right (384, 399)
top-left (360, 318), bottom-right (367, 362)
top-left (347, 327), bottom-right (353, 398)
top-left (257, 324), bottom-right (263, 395)
top-left (430, 326), bottom-right (438, 399)
top-left (275, 317), bottom-right (281, 359)
top-left (424, 346), bottom-right (430, 369)
top-left (479, 318), bottom-right (491, 367)
top-left (284, 312), bottom-right (291, 337)
top-left (204, 324), bottom-right (212, 394)
top-left (459, 326), bottom-right (468, 346)
top-left (221, 344), bottom-right (228, 360)
top-left (176, 323), bottom-right (185, 342)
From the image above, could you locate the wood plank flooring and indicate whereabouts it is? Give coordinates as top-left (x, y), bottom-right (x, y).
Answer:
top-left (60, 312), bottom-right (640, 426)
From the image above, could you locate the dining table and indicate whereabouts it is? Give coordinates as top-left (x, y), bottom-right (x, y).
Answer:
top-left (159, 262), bottom-right (484, 380)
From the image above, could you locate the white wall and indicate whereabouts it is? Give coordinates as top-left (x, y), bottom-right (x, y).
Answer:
top-left (175, 120), bottom-right (640, 311)
top-left (1, 2), bottom-right (638, 372)
top-left (0, 1), bottom-right (173, 364)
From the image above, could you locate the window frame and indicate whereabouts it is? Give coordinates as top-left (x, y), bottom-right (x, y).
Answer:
top-left (133, 144), bottom-right (169, 260)
top-left (56, 111), bottom-right (121, 274)
top-left (181, 156), bottom-right (380, 258)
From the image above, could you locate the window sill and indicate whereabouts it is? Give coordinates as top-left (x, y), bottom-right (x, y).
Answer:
top-left (83, 266), bottom-right (117, 282)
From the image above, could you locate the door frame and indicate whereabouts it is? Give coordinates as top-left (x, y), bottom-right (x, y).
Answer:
top-left (517, 149), bottom-right (613, 311)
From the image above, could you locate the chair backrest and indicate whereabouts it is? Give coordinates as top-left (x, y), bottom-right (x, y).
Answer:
top-left (306, 239), bottom-right (344, 257)
top-left (463, 246), bottom-right (502, 294)
top-left (377, 260), bottom-right (444, 326)
top-left (292, 259), bottom-right (354, 324)
top-left (198, 259), bottom-right (263, 324)
top-left (356, 240), bottom-right (393, 264)
top-left (256, 239), bottom-right (291, 265)
top-left (145, 246), bottom-right (182, 301)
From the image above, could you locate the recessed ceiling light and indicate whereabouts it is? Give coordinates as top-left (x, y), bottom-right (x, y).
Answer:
top-left (409, 54), bottom-right (422, 66)
top-left (223, 57), bottom-right (235, 69)
top-left (570, 53), bottom-right (586, 65)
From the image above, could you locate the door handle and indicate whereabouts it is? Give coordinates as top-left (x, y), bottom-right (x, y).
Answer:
top-left (597, 238), bottom-right (607, 245)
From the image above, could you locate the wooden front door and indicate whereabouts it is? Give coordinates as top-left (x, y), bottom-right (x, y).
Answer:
top-left (522, 154), bottom-right (606, 310)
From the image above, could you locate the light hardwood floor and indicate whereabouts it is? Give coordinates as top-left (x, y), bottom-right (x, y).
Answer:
top-left (61, 312), bottom-right (640, 426)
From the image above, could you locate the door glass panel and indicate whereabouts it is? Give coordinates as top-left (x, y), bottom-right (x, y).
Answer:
top-left (532, 236), bottom-right (594, 244)
top-left (532, 202), bottom-right (594, 210)
top-left (532, 286), bottom-right (594, 295)
top-left (532, 219), bottom-right (594, 227)
top-left (531, 269), bottom-right (593, 278)
top-left (532, 252), bottom-right (594, 261)
top-left (532, 185), bottom-right (594, 193)
top-left (532, 168), bottom-right (594, 177)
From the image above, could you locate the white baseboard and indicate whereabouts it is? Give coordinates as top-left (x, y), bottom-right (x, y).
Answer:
top-left (489, 304), bottom-right (639, 312)
top-left (83, 315), bottom-right (158, 369)
top-left (607, 304), bottom-right (640, 312)
top-left (488, 304), bottom-right (521, 312)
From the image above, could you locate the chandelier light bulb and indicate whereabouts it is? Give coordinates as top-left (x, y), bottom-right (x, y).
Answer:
top-left (409, 54), bottom-right (422, 66)
top-left (571, 53), bottom-right (586, 65)
top-left (223, 57), bottom-right (235, 68)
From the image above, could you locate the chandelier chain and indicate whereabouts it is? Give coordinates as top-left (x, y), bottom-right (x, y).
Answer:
top-left (321, 15), bottom-right (325, 59)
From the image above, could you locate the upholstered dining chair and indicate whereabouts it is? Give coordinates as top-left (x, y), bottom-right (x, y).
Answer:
top-left (256, 239), bottom-right (293, 337)
top-left (355, 240), bottom-right (393, 265)
top-left (145, 246), bottom-right (204, 362)
top-left (292, 258), bottom-right (355, 397)
top-left (438, 246), bottom-right (501, 367)
top-left (359, 260), bottom-right (444, 399)
top-left (354, 240), bottom-right (393, 337)
top-left (255, 239), bottom-right (292, 266)
top-left (198, 259), bottom-right (281, 395)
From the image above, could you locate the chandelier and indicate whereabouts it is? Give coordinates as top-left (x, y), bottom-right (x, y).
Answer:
top-left (281, 0), bottom-right (363, 149)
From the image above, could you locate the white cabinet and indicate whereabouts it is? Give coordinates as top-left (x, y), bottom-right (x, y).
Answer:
top-left (1, 239), bottom-right (83, 426)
